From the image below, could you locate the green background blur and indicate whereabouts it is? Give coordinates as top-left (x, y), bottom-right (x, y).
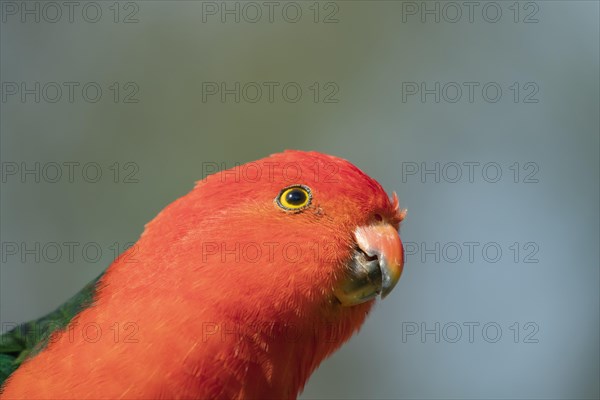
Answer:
top-left (1, 1), bottom-right (598, 398)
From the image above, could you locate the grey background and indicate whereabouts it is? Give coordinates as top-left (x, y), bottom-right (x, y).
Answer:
top-left (1, 1), bottom-right (598, 399)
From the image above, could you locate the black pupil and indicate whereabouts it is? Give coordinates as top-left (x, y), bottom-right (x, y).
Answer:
top-left (286, 189), bottom-right (306, 205)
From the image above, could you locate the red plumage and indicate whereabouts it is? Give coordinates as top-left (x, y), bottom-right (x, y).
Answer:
top-left (1, 150), bottom-right (405, 399)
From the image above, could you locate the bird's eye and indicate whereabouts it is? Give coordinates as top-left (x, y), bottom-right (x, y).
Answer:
top-left (276, 185), bottom-right (312, 211)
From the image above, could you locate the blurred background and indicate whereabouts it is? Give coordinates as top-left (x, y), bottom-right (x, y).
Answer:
top-left (1, 1), bottom-right (598, 398)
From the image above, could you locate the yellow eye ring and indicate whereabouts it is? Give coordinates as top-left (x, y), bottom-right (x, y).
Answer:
top-left (275, 185), bottom-right (312, 211)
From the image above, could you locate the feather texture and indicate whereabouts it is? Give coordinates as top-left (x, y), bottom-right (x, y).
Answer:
top-left (1, 150), bottom-right (403, 399)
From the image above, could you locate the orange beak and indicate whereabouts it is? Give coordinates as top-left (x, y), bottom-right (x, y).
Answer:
top-left (334, 223), bottom-right (405, 306)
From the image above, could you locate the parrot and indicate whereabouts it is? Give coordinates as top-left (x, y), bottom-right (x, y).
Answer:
top-left (0, 150), bottom-right (406, 399)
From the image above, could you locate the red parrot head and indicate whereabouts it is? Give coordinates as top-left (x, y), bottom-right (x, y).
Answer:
top-left (144, 149), bottom-right (406, 312)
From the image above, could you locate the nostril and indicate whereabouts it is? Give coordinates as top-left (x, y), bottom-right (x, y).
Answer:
top-left (356, 245), bottom-right (379, 262)
top-left (374, 213), bottom-right (383, 222)
top-left (365, 253), bottom-right (379, 262)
